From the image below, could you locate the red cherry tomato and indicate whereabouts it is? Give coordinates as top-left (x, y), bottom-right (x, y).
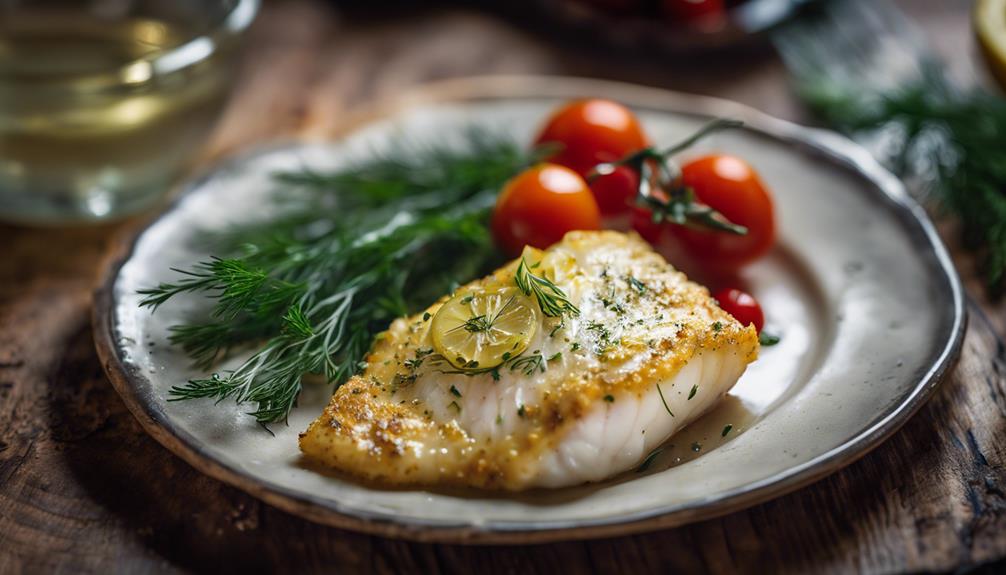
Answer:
top-left (630, 188), bottom-right (671, 245)
top-left (535, 99), bottom-right (649, 177)
top-left (590, 164), bottom-right (640, 216)
top-left (670, 155), bottom-right (776, 270)
top-left (713, 288), bottom-right (764, 333)
top-left (627, 185), bottom-right (667, 245)
top-left (631, 205), bottom-right (665, 245)
top-left (662, 0), bottom-right (725, 22)
top-left (491, 163), bottom-right (602, 256)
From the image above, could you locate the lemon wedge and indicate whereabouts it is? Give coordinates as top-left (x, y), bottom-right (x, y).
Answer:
top-left (976, 0), bottom-right (1006, 90)
top-left (431, 286), bottom-right (539, 370)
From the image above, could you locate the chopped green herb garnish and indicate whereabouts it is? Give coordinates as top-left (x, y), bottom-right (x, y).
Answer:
top-left (548, 352), bottom-right (562, 362)
top-left (657, 384), bottom-right (674, 417)
top-left (688, 384), bottom-right (698, 400)
top-left (712, 321), bottom-right (723, 332)
top-left (585, 320), bottom-right (616, 356)
top-left (517, 404), bottom-right (526, 418)
top-left (598, 286), bottom-right (627, 315)
top-left (759, 332), bottom-right (781, 346)
top-left (636, 448), bottom-right (663, 473)
top-left (427, 348), bottom-right (535, 380)
top-left (510, 352), bottom-right (546, 376)
top-left (460, 294), bottom-right (474, 304)
top-left (403, 347), bottom-right (434, 372)
top-left (449, 385), bottom-right (462, 398)
top-left (603, 394), bottom-right (615, 403)
top-left (462, 314), bottom-right (492, 333)
top-left (423, 312), bottom-right (432, 321)
top-left (448, 401), bottom-right (461, 413)
top-left (391, 372), bottom-right (418, 390)
top-left (721, 424), bottom-right (733, 437)
top-left (626, 276), bottom-right (647, 294)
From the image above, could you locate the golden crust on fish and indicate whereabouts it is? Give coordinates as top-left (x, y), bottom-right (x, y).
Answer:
top-left (300, 230), bottom-right (758, 490)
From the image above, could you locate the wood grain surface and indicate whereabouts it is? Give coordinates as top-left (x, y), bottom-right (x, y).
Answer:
top-left (2, 0), bottom-right (1005, 572)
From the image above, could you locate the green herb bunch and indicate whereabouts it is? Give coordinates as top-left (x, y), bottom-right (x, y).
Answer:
top-left (139, 119), bottom-right (751, 425)
top-left (140, 129), bottom-right (538, 423)
top-left (514, 256), bottom-right (581, 318)
top-left (800, 71), bottom-right (1006, 294)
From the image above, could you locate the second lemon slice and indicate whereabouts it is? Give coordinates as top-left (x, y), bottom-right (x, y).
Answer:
top-left (431, 286), bottom-right (539, 370)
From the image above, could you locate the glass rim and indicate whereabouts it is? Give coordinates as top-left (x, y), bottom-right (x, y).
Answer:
top-left (147, 0), bottom-right (260, 75)
top-left (1, 0), bottom-right (260, 86)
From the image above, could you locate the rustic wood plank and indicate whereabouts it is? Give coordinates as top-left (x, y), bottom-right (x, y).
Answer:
top-left (2, 0), bottom-right (1004, 572)
top-left (1, 279), bottom-right (1002, 573)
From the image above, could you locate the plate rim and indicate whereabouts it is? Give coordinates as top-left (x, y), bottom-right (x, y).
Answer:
top-left (92, 75), bottom-right (967, 544)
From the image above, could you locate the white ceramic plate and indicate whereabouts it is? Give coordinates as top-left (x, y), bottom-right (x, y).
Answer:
top-left (94, 77), bottom-right (964, 543)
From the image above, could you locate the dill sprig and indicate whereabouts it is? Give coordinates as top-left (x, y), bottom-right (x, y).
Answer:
top-left (509, 351), bottom-right (547, 376)
top-left (426, 348), bottom-right (547, 378)
top-left (514, 257), bottom-right (581, 318)
top-left (139, 129), bottom-right (538, 423)
top-left (454, 294), bottom-right (517, 335)
top-left (800, 72), bottom-right (1006, 294)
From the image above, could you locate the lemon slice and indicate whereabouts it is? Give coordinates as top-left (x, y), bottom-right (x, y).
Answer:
top-left (976, 0), bottom-right (1006, 90)
top-left (431, 286), bottom-right (539, 370)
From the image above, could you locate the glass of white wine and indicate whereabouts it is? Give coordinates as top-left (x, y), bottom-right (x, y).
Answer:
top-left (0, 0), bottom-right (259, 223)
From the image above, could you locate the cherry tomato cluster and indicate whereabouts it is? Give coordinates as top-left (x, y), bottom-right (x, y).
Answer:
top-left (490, 98), bottom-right (777, 335)
top-left (491, 98), bottom-right (776, 269)
top-left (713, 288), bottom-right (764, 333)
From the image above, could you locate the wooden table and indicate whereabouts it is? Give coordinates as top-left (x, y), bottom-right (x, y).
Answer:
top-left (2, 0), bottom-right (1004, 572)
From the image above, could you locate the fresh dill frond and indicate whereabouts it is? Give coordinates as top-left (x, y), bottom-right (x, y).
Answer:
top-left (274, 127), bottom-right (533, 206)
top-left (509, 351), bottom-right (546, 376)
top-left (141, 128), bottom-right (537, 424)
top-left (800, 72), bottom-right (1006, 294)
top-left (424, 345), bottom-right (552, 379)
top-left (139, 258), bottom-right (304, 320)
top-left (514, 257), bottom-right (580, 318)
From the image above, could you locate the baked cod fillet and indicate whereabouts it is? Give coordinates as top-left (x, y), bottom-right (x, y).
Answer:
top-left (300, 230), bottom-right (758, 490)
